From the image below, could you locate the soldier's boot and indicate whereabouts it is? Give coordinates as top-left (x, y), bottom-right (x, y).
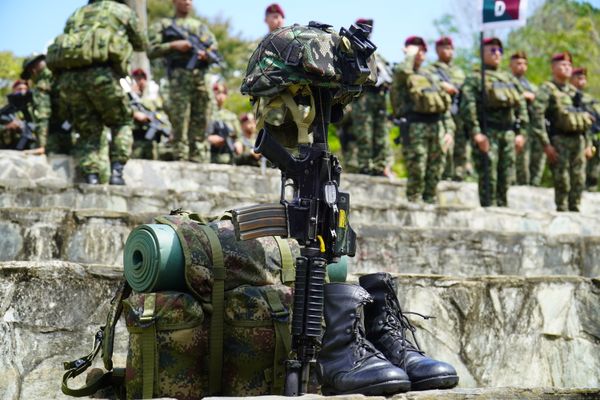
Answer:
top-left (109, 162), bottom-right (126, 186)
top-left (317, 283), bottom-right (411, 396)
top-left (85, 174), bottom-right (100, 185)
top-left (359, 272), bottom-right (459, 391)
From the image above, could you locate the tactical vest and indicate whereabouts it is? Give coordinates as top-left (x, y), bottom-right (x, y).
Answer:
top-left (549, 82), bottom-right (593, 134)
top-left (46, 5), bottom-right (132, 76)
top-left (62, 212), bottom-right (299, 399)
top-left (484, 71), bottom-right (521, 109)
top-left (407, 73), bottom-right (451, 115)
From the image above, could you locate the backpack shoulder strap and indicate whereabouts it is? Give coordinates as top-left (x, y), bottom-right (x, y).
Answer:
top-left (263, 287), bottom-right (292, 395)
top-left (273, 236), bottom-right (295, 285)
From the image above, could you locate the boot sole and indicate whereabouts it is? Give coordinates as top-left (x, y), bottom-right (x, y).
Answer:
top-left (411, 374), bottom-right (459, 391)
top-left (322, 379), bottom-right (411, 396)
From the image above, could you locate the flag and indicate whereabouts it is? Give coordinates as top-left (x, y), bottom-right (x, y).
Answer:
top-left (479, 0), bottom-right (528, 30)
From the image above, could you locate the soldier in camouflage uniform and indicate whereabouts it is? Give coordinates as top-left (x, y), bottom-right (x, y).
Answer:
top-left (428, 37), bottom-right (466, 181)
top-left (206, 82), bottom-right (242, 164)
top-left (55, 0), bottom-right (146, 184)
top-left (530, 53), bottom-right (594, 212)
top-left (570, 67), bottom-right (600, 191)
top-left (236, 112), bottom-right (262, 167)
top-left (264, 3), bottom-right (285, 33)
top-left (351, 19), bottom-right (392, 176)
top-left (148, 0), bottom-right (218, 163)
top-left (391, 36), bottom-right (456, 203)
top-left (509, 51), bottom-right (538, 186)
top-left (0, 80), bottom-right (32, 149)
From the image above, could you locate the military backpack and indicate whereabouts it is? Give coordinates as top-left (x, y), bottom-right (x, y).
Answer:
top-left (407, 72), bottom-right (451, 114)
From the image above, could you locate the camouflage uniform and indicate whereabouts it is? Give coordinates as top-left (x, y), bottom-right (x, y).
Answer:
top-left (56, 0), bottom-right (146, 178)
top-left (334, 104), bottom-right (359, 173)
top-left (512, 76), bottom-right (538, 185)
top-left (148, 17), bottom-right (218, 163)
top-left (460, 66), bottom-right (529, 207)
top-left (582, 92), bottom-right (600, 190)
top-left (352, 53), bottom-right (391, 175)
top-left (428, 60), bottom-right (466, 180)
top-left (131, 82), bottom-right (166, 160)
top-left (391, 52), bottom-right (455, 203)
top-left (531, 81), bottom-right (592, 211)
top-left (206, 107), bottom-right (241, 164)
top-left (235, 132), bottom-right (261, 167)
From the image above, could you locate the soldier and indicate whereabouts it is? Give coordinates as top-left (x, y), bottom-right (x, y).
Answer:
top-left (531, 53), bottom-right (594, 212)
top-left (129, 68), bottom-right (170, 160)
top-left (206, 82), bottom-right (242, 164)
top-left (0, 80), bottom-right (32, 149)
top-left (148, 0), bottom-right (219, 163)
top-left (509, 51), bottom-right (538, 186)
top-left (352, 19), bottom-right (392, 176)
top-left (428, 36), bottom-right (466, 181)
top-left (236, 112), bottom-right (262, 167)
top-left (461, 37), bottom-right (529, 207)
top-left (569, 67), bottom-right (600, 191)
top-left (264, 3), bottom-right (285, 33)
top-left (391, 36), bottom-right (456, 203)
top-left (53, 0), bottom-right (146, 184)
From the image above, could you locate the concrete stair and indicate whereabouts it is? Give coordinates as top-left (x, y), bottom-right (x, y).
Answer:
top-left (0, 150), bottom-right (599, 399)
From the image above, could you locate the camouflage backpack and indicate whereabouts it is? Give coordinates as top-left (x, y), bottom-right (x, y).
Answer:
top-left (61, 212), bottom-right (299, 399)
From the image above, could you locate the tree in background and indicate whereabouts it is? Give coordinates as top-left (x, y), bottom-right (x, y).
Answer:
top-left (0, 51), bottom-right (23, 104)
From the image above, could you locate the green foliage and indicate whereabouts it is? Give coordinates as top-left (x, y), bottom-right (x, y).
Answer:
top-left (506, 0), bottom-right (600, 97)
top-left (0, 51), bottom-right (23, 103)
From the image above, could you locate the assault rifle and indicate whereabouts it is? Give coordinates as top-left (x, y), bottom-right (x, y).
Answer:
top-left (120, 78), bottom-right (171, 142)
top-left (0, 92), bottom-right (37, 150)
top-left (231, 23), bottom-right (375, 396)
top-left (389, 115), bottom-right (408, 146)
top-left (163, 22), bottom-right (223, 72)
top-left (210, 120), bottom-right (236, 156)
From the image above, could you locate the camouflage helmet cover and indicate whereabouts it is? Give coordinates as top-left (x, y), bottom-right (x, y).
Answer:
top-left (241, 22), bottom-right (377, 105)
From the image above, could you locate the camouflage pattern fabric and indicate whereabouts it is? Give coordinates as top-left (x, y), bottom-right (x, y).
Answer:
top-left (57, 66), bottom-right (134, 176)
top-left (352, 89), bottom-right (390, 175)
top-left (392, 52), bottom-right (455, 203)
top-left (124, 291), bottom-right (209, 400)
top-left (460, 66), bottom-right (529, 207)
top-left (513, 76), bottom-right (538, 185)
top-left (30, 66), bottom-right (53, 149)
top-left (207, 107), bottom-right (242, 164)
top-left (404, 121), bottom-right (446, 203)
top-left (582, 92), bottom-right (600, 190)
top-left (148, 17), bottom-right (217, 162)
top-left (531, 81), bottom-right (592, 211)
top-left (235, 133), bottom-right (261, 167)
top-left (0, 107), bottom-right (30, 149)
top-left (131, 88), bottom-right (165, 160)
top-left (428, 61), bottom-right (466, 180)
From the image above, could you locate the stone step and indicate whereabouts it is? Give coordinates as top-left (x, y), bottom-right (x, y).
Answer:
top-left (3, 150), bottom-right (600, 215)
top-left (2, 261), bottom-right (599, 399)
top-left (1, 207), bottom-right (599, 277)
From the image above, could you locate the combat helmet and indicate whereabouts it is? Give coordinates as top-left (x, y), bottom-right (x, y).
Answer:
top-left (241, 21), bottom-right (378, 147)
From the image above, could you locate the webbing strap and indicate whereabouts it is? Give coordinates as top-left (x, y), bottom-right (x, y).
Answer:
top-left (199, 224), bottom-right (225, 395)
top-left (274, 236), bottom-right (295, 285)
top-left (264, 289), bottom-right (291, 395)
top-left (140, 293), bottom-right (157, 399)
top-left (280, 90), bottom-right (316, 145)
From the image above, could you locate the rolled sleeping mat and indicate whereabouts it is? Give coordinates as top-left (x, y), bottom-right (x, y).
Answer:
top-left (326, 255), bottom-right (348, 283)
top-left (123, 224), bottom-right (186, 293)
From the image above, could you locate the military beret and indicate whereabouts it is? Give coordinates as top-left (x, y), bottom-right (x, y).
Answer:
top-left (12, 79), bottom-right (28, 90)
top-left (131, 68), bottom-right (147, 79)
top-left (510, 51), bottom-right (527, 60)
top-left (572, 67), bottom-right (587, 76)
top-left (240, 113), bottom-right (255, 123)
top-left (405, 36), bottom-right (427, 51)
top-left (483, 37), bottom-right (503, 49)
top-left (551, 51), bottom-right (572, 63)
top-left (20, 53), bottom-right (46, 79)
top-left (213, 82), bottom-right (228, 94)
top-left (356, 18), bottom-right (373, 27)
top-left (435, 36), bottom-right (453, 48)
top-left (265, 3), bottom-right (285, 18)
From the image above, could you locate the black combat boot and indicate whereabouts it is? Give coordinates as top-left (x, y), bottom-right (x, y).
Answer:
top-left (317, 283), bottom-right (411, 395)
top-left (85, 174), bottom-right (100, 185)
top-left (109, 162), bottom-right (125, 185)
top-left (359, 272), bottom-right (459, 391)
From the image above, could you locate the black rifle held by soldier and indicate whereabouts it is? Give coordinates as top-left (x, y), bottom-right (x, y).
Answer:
top-left (210, 120), bottom-right (236, 158)
top-left (389, 115), bottom-right (409, 146)
top-left (120, 78), bottom-right (171, 143)
top-left (0, 91), bottom-right (37, 150)
top-left (231, 23), bottom-right (375, 396)
top-left (163, 21), bottom-right (223, 76)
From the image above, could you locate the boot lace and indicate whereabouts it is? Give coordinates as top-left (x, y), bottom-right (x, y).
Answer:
top-left (383, 279), bottom-right (434, 365)
top-left (351, 298), bottom-right (386, 368)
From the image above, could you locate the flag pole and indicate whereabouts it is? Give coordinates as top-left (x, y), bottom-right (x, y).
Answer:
top-left (480, 31), bottom-right (491, 206)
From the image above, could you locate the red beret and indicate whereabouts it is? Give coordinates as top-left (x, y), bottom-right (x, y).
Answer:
top-left (572, 67), bottom-right (587, 76)
top-left (240, 113), bottom-right (255, 123)
top-left (405, 36), bottom-right (427, 51)
top-left (435, 36), bottom-right (453, 48)
top-left (12, 80), bottom-right (28, 89)
top-left (551, 51), bottom-right (572, 63)
top-left (265, 3), bottom-right (284, 18)
top-left (483, 37), bottom-right (503, 48)
top-left (356, 18), bottom-right (373, 27)
top-left (213, 82), bottom-right (228, 94)
top-left (131, 68), bottom-right (147, 79)
top-left (510, 51), bottom-right (528, 60)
